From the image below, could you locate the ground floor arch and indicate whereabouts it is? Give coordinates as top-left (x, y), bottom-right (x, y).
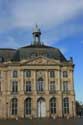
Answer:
top-left (37, 97), bottom-right (46, 118)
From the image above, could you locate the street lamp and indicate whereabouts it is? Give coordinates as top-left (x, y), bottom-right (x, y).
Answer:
top-left (72, 101), bottom-right (74, 118)
top-left (40, 100), bottom-right (41, 118)
top-left (6, 102), bottom-right (8, 119)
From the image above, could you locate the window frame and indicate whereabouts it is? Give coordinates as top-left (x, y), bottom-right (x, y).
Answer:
top-left (63, 71), bottom-right (68, 78)
top-left (49, 81), bottom-right (56, 92)
top-left (63, 81), bottom-right (68, 92)
top-left (63, 97), bottom-right (69, 114)
top-left (50, 97), bottom-right (56, 114)
top-left (25, 81), bottom-right (31, 92)
top-left (50, 71), bottom-right (55, 78)
top-left (25, 98), bottom-right (31, 115)
top-left (24, 70), bottom-right (31, 77)
top-left (12, 81), bottom-right (18, 93)
top-left (36, 78), bottom-right (44, 92)
top-left (11, 98), bottom-right (18, 115)
top-left (12, 70), bottom-right (18, 78)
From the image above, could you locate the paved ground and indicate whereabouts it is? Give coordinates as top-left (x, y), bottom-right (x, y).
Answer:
top-left (0, 117), bottom-right (83, 125)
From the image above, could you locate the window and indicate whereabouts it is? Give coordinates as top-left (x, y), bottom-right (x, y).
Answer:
top-left (63, 71), bottom-right (68, 77)
top-left (24, 70), bottom-right (31, 77)
top-left (50, 97), bottom-right (56, 114)
top-left (49, 81), bottom-right (56, 92)
top-left (63, 81), bottom-right (68, 92)
top-left (37, 78), bottom-right (44, 92)
top-left (12, 81), bottom-right (18, 93)
top-left (50, 71), bottom-right (55, 78)
top-left (0, 56), bottom-right (4, 62)
top-left (12, 71), bottom-right (18, 78)
top-left (63, 97), bottom-right (69, 114)
top-left (25, 81), bottom-right (31, 92)
top-left (11, 98), bottom-right (18, 115)
top-left (25, 98), bottom-right (31, 115)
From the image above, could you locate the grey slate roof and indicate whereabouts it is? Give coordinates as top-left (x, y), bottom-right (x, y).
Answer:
top-left (12, 44), bottom-right (67, 62)
top-left (0, 44), bottom-right (67, 62)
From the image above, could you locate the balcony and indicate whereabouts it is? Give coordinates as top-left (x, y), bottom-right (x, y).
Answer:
top-left (62, 90), bottom-right (70, 94)
top-left (11, 91), bottom-right (18, 95)
top-left (24, 91), bottom-right (32, 95)
top-left (49, 90), bottom-right (56, 94)
top-left (36, 90), bottom-right (45, 94)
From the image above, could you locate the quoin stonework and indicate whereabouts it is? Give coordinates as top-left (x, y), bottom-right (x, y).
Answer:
top-left (0, 25), bottom-right (76, 119)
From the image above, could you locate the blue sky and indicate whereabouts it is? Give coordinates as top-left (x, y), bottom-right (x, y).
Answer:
top-left (0, 0), bottom-right (83, 103)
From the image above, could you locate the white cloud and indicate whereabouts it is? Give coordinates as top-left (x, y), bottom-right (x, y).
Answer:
top-left (0, 0), bottom-right (83, 48)
top-left (0, 0), bottom-right (83, 31)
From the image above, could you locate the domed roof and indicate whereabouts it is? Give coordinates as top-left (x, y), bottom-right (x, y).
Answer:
top-left (13, 44), bottom-right (67, 62)
top-left (12, 25), bottom-right (67, 62)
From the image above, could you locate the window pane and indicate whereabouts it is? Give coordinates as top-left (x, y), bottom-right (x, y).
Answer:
top-left (50, 98), bottom-right (56, 114)
top-left (50, 71), bottom-right (55, 78)
top-left (63, 81), bottom-right (68, 92)
top-left (25, 81), bottom-right (31, 92)
top-left (63, 97), bottom-right (69, 114)
top-left (37, 78), bottom-right (44, 92)
top-left (25, 98), bottom-right (31, 115)
top-left (11, 98), bottom-right (18, 115)
top-left (24, 70), bottom-right (31, 77)
top-left (50, 81), bottom-right (56, 92)
top-left (63, 71), bottom-right (68, 77)
top-left (13, 71), bottom-right (18, 78)
top-left (12, 81), bottom-right (18, 93)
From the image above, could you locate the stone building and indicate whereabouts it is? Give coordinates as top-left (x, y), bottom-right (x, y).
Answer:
top-left (0, 25), bottom-right (76, 119)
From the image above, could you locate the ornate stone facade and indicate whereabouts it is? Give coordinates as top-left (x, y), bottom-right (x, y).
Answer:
top-left (0, 26), bottom-right (76, 119)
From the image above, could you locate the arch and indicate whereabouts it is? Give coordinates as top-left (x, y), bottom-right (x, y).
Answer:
top-left (50, 97), bottom-right (56, 114)
top-left (37, 97), bottom-right (46, 118)
top-left (38, 77), bottom-right (43, 81)
top-left (11, 98), bottom-right (18, 115)
top-left (24, 98), bottom-right (31, 115)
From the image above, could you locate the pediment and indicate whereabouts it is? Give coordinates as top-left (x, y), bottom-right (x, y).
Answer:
top-left (20, 57), bottom-right (60, 65)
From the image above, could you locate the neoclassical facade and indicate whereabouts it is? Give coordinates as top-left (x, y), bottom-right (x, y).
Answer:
top-left (0, 25), bottom-right (76, 119)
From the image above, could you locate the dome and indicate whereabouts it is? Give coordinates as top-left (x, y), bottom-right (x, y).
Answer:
top-left (13, 44), bottom-right (67, 62)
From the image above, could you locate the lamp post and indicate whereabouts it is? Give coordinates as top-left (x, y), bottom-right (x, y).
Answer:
top-left (72, 101), bottom-right (74, 118)
top-left (40, 100), bottom-right (41, 118)
top-left (6, 102), bottom-right (8, 119)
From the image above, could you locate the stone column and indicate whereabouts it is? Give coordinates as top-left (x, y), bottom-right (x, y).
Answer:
top-left (57, 95), bottom-right (63, 117)
top-left (18, 70), bottom-right (24, 118)
top-left (32, 70), bottom-right (37, 118)
top-left (45, 70), bottom-right (49, 94)
top-left (19, 70), bottom-right (24, 95)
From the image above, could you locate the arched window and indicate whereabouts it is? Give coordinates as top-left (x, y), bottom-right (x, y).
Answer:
top-left (25, 98), bottom-right (31, 115)
top-left (50, 97), bottom-right (56, 114)
top-left (11, 98), bottom-right (18, 115)
top-left (63, 97), bottom-right (69, 114)
top-left (37, 78), bottom-right (44, 92)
